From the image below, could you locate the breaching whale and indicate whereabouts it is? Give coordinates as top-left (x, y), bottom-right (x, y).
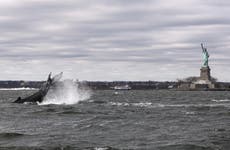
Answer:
top-left (14, 72), bottom-right (63, 104)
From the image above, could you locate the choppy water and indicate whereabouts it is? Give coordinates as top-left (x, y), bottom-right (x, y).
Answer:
top-left (0, 90), bottom-right (230, 150)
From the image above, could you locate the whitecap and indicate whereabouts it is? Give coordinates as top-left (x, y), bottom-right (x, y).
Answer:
top-left (132, 102), bottom-right (152, 107)
top-left (211, 99), bottom-right (230, 102)
top-left (185, 111), bottom-right (196, 115)
top-left (109, 102), bottom-right (129, 106)
top-left (108, 102), bottom-right (230, 108)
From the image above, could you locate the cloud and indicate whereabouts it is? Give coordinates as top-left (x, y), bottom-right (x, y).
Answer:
top-left (0, 0), bottom-right (229, 81)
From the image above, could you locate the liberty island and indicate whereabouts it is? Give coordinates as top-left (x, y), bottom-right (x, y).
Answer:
top-left (178, 43), bottom-right (217, 90)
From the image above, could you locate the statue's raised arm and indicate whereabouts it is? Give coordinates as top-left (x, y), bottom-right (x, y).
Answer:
top-left (201, 43), bottom-right (205, 51)
top-left (201, 43), bottom-right (209, 67)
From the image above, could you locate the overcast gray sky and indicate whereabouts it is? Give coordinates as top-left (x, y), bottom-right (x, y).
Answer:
top-left (0, 0), bottom-right (230, 81)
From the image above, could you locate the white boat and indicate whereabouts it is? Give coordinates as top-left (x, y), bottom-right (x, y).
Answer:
top-left (113, 85), bottom-right (131, 90)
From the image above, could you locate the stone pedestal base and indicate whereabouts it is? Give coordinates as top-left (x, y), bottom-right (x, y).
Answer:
top-left (189, 66), bottom-right (215, 89)
top-left (190, 81), bottom-right (216, 89)
top-left (200, 67), bottom-right (211, 80)
top-left (177, 65), bottom-right (217, 90)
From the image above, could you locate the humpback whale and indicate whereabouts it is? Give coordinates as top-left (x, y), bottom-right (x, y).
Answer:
top-left (14, 72), bottom-right (63, 104)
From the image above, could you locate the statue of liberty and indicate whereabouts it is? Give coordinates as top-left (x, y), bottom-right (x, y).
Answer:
top-left (201, 43), bottom-right (209, 67)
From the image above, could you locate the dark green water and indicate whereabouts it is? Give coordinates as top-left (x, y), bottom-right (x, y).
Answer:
top-left (0, 90), bottom-right (229, 150)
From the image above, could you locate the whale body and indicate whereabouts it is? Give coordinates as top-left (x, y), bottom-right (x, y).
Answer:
top-left (13, 72), bottom-right (63, 104)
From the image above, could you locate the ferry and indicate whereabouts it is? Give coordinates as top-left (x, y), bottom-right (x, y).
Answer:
top-left (113, 85), bottom-right (131, 90)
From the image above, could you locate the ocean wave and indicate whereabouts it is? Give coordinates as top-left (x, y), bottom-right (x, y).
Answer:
top-left (0, 146), bottom-right (121, 150)
top-left (90, 100), bottom-right (107, 104)
top-left (94, 146), bottom-right (120, 150)
top-left (109, 102), bottom-right (155, 108)
top-left (0, 146), bottom-right (75, 150)
top-left (132, 102), bottom-right (152, 107)
top-left (58, 110), bottom-right (85, 115)
top-left (110, 102), bottom-right (130, 106)
top-left (108, 102), bottom-right (230, 108)
top-left (157, 144), bottom-right (215, 150)
top-left (185, 111), bottom-right (196, 115)
top-left (212, 99), bottom-right (230, 102)
top-left (0, 132), bottom-right (25, 139)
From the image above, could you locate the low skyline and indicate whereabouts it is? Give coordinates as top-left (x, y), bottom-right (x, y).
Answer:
top-left (1, 0), bottom-right (230, 81)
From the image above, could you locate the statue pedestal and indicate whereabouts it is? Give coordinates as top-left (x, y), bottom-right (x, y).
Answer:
top-left (200, 66), bottom-right (211, 81)
top-left (190, 66), bottom-right (215, 89)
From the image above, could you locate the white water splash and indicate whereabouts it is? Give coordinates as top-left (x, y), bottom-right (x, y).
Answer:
top-left (40, 80), bottom-right (91, 105)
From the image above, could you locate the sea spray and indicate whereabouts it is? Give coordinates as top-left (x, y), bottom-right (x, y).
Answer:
top-left (40, 80), bottom-right (91, 105)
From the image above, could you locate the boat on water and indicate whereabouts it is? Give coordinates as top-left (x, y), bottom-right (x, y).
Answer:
top-left (113, 85), bottom-right (131, 90)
